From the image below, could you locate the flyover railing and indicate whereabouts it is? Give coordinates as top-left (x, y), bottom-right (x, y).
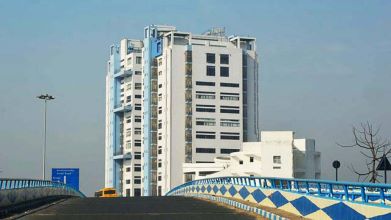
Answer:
top-left (166, 176), bottom-right (391, 206)
top-left (0, 178), bottom-right (84, 197)
top-left (0, 178), bottom-right (85, 217)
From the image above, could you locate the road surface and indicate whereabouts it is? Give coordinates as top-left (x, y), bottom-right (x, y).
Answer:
top-left (23, 196), bottom-right (261, 220)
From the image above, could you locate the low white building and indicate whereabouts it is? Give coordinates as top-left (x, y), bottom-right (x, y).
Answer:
top-left (183, 131), bottom-right (321, 180)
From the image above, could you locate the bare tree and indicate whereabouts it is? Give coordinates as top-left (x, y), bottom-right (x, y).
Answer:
top-left (338, 122), bottom-right (390, 183)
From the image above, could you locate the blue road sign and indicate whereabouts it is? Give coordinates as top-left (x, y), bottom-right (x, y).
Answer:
top-left (52, 168), bottom-right (79, 190)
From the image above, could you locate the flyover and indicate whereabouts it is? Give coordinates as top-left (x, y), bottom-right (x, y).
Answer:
top-left (1, 177), bottom-right (391, 219)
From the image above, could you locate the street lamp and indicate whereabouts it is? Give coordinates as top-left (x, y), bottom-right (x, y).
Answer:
top-left (37, 94), bottom-right (55, 180)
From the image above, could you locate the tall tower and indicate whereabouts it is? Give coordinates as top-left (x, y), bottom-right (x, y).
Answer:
top-left (105, 25), bottom-right (260, 196)
top-left (105, 39), bottom-right (144, 197)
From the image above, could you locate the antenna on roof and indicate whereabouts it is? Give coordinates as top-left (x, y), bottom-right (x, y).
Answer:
top-left (203, 27), bottom-right (226, 37)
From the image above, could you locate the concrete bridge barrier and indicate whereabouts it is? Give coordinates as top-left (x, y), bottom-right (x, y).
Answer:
top-left (166, 176), bottom-right (391, 220)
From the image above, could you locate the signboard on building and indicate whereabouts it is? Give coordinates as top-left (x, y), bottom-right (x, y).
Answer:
top-left (51, 168), bottom-right (79, 190)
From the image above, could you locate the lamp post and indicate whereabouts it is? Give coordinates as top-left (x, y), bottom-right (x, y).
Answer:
top-left (37, 94), bottom-right (55, 180)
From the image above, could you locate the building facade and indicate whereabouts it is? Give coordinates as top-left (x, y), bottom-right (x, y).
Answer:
top-left (105, 25), bottom-right (260, 196)
top-left (105, 39), bottom-right (144, 197)
top-left (183, 131), bottom-right (321, 180)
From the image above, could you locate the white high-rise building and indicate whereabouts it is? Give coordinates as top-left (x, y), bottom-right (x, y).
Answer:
top-left (105, 39), bottom-right (144, 197)
top-left (105, 25), bottom-right (260, 196)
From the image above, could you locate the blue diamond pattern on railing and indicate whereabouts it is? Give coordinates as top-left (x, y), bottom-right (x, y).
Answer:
top-left (251, 189), bottom-right (266, 203)
top-left (238, 186), bottom-right (250, 199)
top-left (213, 185), bottom-right (219, 194)
top-left (290, 196), bottom-right (320, 216)
top-left (228, 186), bottom-right (237, 196)
top-left (201, 186), bottom-right (206, 193)
top-left (207, 185), bottom-right (212, 193)
top-left (220, 185), bottom-right (227, 195)
top-left (196, 186), bottom-right (200, 192)
top-left (371, 213), bottom-right (391, 220)
top-left (269, 191), bottom-right (289, 208)
top-left (191, 186), bottom-right (195, 192)
top-left (323, 202), bottom-right (366, 220)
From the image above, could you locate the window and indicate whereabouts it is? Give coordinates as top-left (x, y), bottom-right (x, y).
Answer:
top-left (134, 116), bottom-right (141, 123)
top-left (158, 121), bottom-right (162, 129)
top-left (126, 116), bottom-right (131, 123)
top-left (134, 127), bottom-right (141, 135)
top-left (134, 188), bottom-right (141, 197)
top-left (206, 53), bottom-right (215, 63)
top-left (136, 56), bottom-right (142, 64)
top-left (239, 160), bottom-right (243, 165)
top-left (126, 189), bottom-right (130, 197)
top-left (196, 91), bottom-right (215, 100)
top-left (135, 104), bottom-right (142, 111)
top-left (158, 162), bottom-right (162, 168)
top-left (126, 128), bottom-right (131, 137)
top-left (206, 66), bottom-right (215, 76)
top-left (134, 176), bottom-right (141, 184)
top-left (135, 71), bottom-right (141, 75)
top-left (158, 106), bottom-right (162, 114)
top-left (196, 131), bottom-right (216, 139)
top-left (220, 106), bottom-right (240, 114)
top-left (196, 118), bottom-right (215, 126)
top-left (158, 93), bottom-right (162, 101)
top-left (273, 156), bottom-right (281, 164)
top-left (273, 166), bottom-right (281, 169)
top-left (158, 84), bottom-right (162, 88)
top-left (220, 67), bottom-right (229, 77)
top-left (220, 119), bottom-right (240, 127)
top-left (220, 132), bottom-right (240, 140)
top-left (135, 94), bottom-right (142, 99)
top-left (250, 157), bottom-right (254, 162)
top-left (220, 93), bottom-right (239, 101)
top-left (125, 141), bottom-right (131, 149)
top-left (134, 152), bottom-right (141, 160)
top-left (158, 176), bottom-right (162, 181)
top-left (196, 148), bottom-right (216, 153)
top-left (126, 167), bottom-right (131, 172)
top-left (135, 83), bottom-right (142, 90)
top-left (134, 164), bottom-right (141, 172)
top-left (134, 140), bottom-right (141, 147)
top-left (220, 54), bottom-right (229, 64)
top-left (196, 104), bottom-right (215, 112)
top-left (220, 82), bottom-right (239, 87)
top-left (126, 179), bottom-right (130, 184)
top-left (220, 149), bottom-right (240, 154)
top-left (158, 149), bottom-right (162, 154)
top-left (196, 81), bottom-right (215, 86)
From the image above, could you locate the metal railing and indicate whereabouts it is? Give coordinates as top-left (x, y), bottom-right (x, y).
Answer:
top-left (0, 178), bottom-right (85, 197)
top-left (166, 176), bottom-right (391, 206)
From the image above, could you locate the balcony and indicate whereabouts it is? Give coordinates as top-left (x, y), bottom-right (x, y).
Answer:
top-left (113, 152), bottom-right (132, 160)
top-left (113, 104), bottom-right (132, 113)
top-left (114, 69), bottom-right (132, 79)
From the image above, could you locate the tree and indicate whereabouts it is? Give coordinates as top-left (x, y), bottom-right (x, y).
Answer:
top-left (338, 122), bottom-right (390, 183)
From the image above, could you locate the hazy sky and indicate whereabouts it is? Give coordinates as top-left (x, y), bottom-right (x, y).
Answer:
top-left (0, 0), bottom-right (390, 196)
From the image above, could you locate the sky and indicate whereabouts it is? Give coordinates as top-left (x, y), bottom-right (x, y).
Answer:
top-left (0, 0), bottom-right (390, 196)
